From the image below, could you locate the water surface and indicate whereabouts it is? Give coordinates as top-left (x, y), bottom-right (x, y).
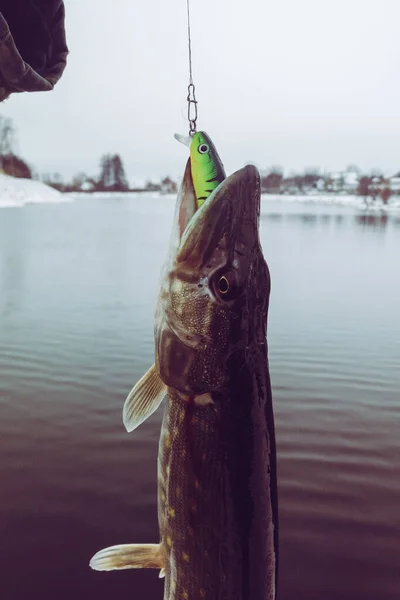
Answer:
top-left (0, 195), bottom-right (399, 599)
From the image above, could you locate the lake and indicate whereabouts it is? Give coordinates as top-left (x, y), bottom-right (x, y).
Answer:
top-left (0, 193), bottom-right (399, 600)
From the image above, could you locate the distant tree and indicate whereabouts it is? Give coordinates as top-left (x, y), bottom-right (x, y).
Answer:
top-left (357, 176), bottom-right (372, 197)
top-left (293, 174), bottom-right (304, 192)
top-left (0, 116), bottom-right (15, 162)
top-left (268, 165), bottom-right (283, 176)
top-left (145, 180), bottom-right (161, 192)
top-left (112, 154), bottom-right (128, 191)
top-left (161, 177), bottom-right (177, 194)
top-left (98, 153), bottom-right (128, 191)
top-left (380, 188), bottom-right (392, 205)
top-left (30, 167), bottom-right (40, 180)
top-left (303, 168), bottom-right (320, 187)
top-left (99, 154), bottom-right (113, 189)
top-left (281, 173), bottom-right (303, 193)
top-left (70, 172), bottom-right (88, 191)
top-left (261, 168), bottom-right (283, 193)
top-left (262, 173), bottom-right (282, 193)
top-left (0, 117), bottom-right (34, 179)
top-left (345, 164), bottom-right (362, 176)
top-left (0, 153), bottom-right (32, 178)
top-left (43, 172), bottom-right (64, 191)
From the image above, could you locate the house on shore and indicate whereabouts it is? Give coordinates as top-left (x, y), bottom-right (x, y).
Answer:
top-left (389, 173), bottom-right (400, 194)
top-left (160, 177), bottom-right (177, 194)
top-left (343, 170), bottom-right (359, 193)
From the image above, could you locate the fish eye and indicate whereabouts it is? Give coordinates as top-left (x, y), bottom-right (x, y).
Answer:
top-left (218, 276), bottom-right (230, 294)
top-left (213, 271), bottom-right (238, 301)
top-left (198, 144), bottom-right (209, 154)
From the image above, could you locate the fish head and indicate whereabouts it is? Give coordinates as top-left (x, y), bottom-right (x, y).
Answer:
top-left (155, 163), bottom-right (270, 396)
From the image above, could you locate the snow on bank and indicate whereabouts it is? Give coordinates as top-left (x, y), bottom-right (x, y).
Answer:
top-left (0, 173), bottom-right (70, 208)
top-left (63, 187), bottom-right (400, 214)
top-left (261, 193), bottom-right (400, 212)
top-left (66, 190), bottom-right (161, 200)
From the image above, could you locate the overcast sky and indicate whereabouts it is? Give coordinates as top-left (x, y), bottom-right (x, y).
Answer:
top-left (2, 0), bottom-right (400, 182)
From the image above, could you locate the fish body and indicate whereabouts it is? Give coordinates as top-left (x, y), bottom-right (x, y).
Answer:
top-left (175, 131), bottom-right (226, 209)
top-left (90, 162), bottom-right (279, 599)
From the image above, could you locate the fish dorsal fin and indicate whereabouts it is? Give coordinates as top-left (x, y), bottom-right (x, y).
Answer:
top-left (90, 543), bottom-right (165, 571)
top-left (123, 364), bottom-right (166, 432)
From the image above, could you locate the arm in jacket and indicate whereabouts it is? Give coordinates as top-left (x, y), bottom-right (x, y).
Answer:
top-left (0, 0), bottom-right (68, 102)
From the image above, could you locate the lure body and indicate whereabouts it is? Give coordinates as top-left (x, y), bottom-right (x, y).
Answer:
top-left (175, 131), bottom-right (226, 209)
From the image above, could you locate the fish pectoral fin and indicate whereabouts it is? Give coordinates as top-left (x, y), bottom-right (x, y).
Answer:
top-left (123, 364), bottom-right (167, 432)
top-left (90, 543), bottom-right (165, 572)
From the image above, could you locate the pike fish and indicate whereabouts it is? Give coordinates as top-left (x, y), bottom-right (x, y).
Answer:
top-left (90, 161), bottom-right (279, 600)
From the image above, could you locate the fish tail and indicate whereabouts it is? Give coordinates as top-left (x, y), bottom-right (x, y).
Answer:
top-left (90, 543), bottom-right (165, 572)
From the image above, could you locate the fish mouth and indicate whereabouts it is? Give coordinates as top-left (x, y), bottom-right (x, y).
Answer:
top-left (167, 159), bottom-right (197, 258)
top-left (176, 164), bottom-right (261, 268)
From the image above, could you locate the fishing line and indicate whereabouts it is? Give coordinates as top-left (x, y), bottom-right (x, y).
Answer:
top-left (186, 0), bottom-right (198, 136)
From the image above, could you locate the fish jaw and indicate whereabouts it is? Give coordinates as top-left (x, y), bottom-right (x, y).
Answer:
top-left (177, 164), bottom-right (260, 268)
top-left (167, 158), bottom-right (197, 259)
top-left (155, 165), bottom-right (266, 396)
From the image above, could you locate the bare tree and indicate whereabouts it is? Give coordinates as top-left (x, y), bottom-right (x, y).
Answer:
top-left (0, 116), bottom-right (15, 168)
top-left (99, 154), bottom-right (113, 189)
top-left (357, 176), bottom-right (372, 198)
top-left (112, 154), bottom-right (128, 191)
top-left (345, 164), bottom-right (362, 176)
top-left (42, 172), bottom-right (64, 191)
top-left (381, 188), bottom-right (392, 205)
top-left (98, 153), bottom-right (128, 191)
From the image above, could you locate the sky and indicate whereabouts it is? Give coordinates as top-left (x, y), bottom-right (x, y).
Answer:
top-left (1, 0), bottom-right (400, 183)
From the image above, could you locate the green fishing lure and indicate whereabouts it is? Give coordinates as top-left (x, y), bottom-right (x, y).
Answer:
top-left (175, 131), bottom-right (226, 208)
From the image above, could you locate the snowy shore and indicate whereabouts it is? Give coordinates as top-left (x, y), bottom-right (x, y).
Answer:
top-left (0, 173), bottom-right (69, 208)
top-left (69, 189), bottom-right (400, 212)
top-left (1, 173), bottom-right (400, 213)
top-left (261, 193), bottom-right (400, 212)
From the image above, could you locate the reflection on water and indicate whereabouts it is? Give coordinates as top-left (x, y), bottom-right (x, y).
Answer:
top-left (355, 213), bottom-right (389, 228)
top-left (0, 253), bottom-right (24, 318)
top-left (262, 210), bottom-right (399, 230)
top-left (0, 216), bottom-right (26, 319)
top-left (286, 212), bottom-right (318, 224)
top-left (0, 197), bottom-right (399, 600)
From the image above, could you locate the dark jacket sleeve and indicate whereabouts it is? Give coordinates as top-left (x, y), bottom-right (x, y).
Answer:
top-left (0, 0), bottom-right (68, 101)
